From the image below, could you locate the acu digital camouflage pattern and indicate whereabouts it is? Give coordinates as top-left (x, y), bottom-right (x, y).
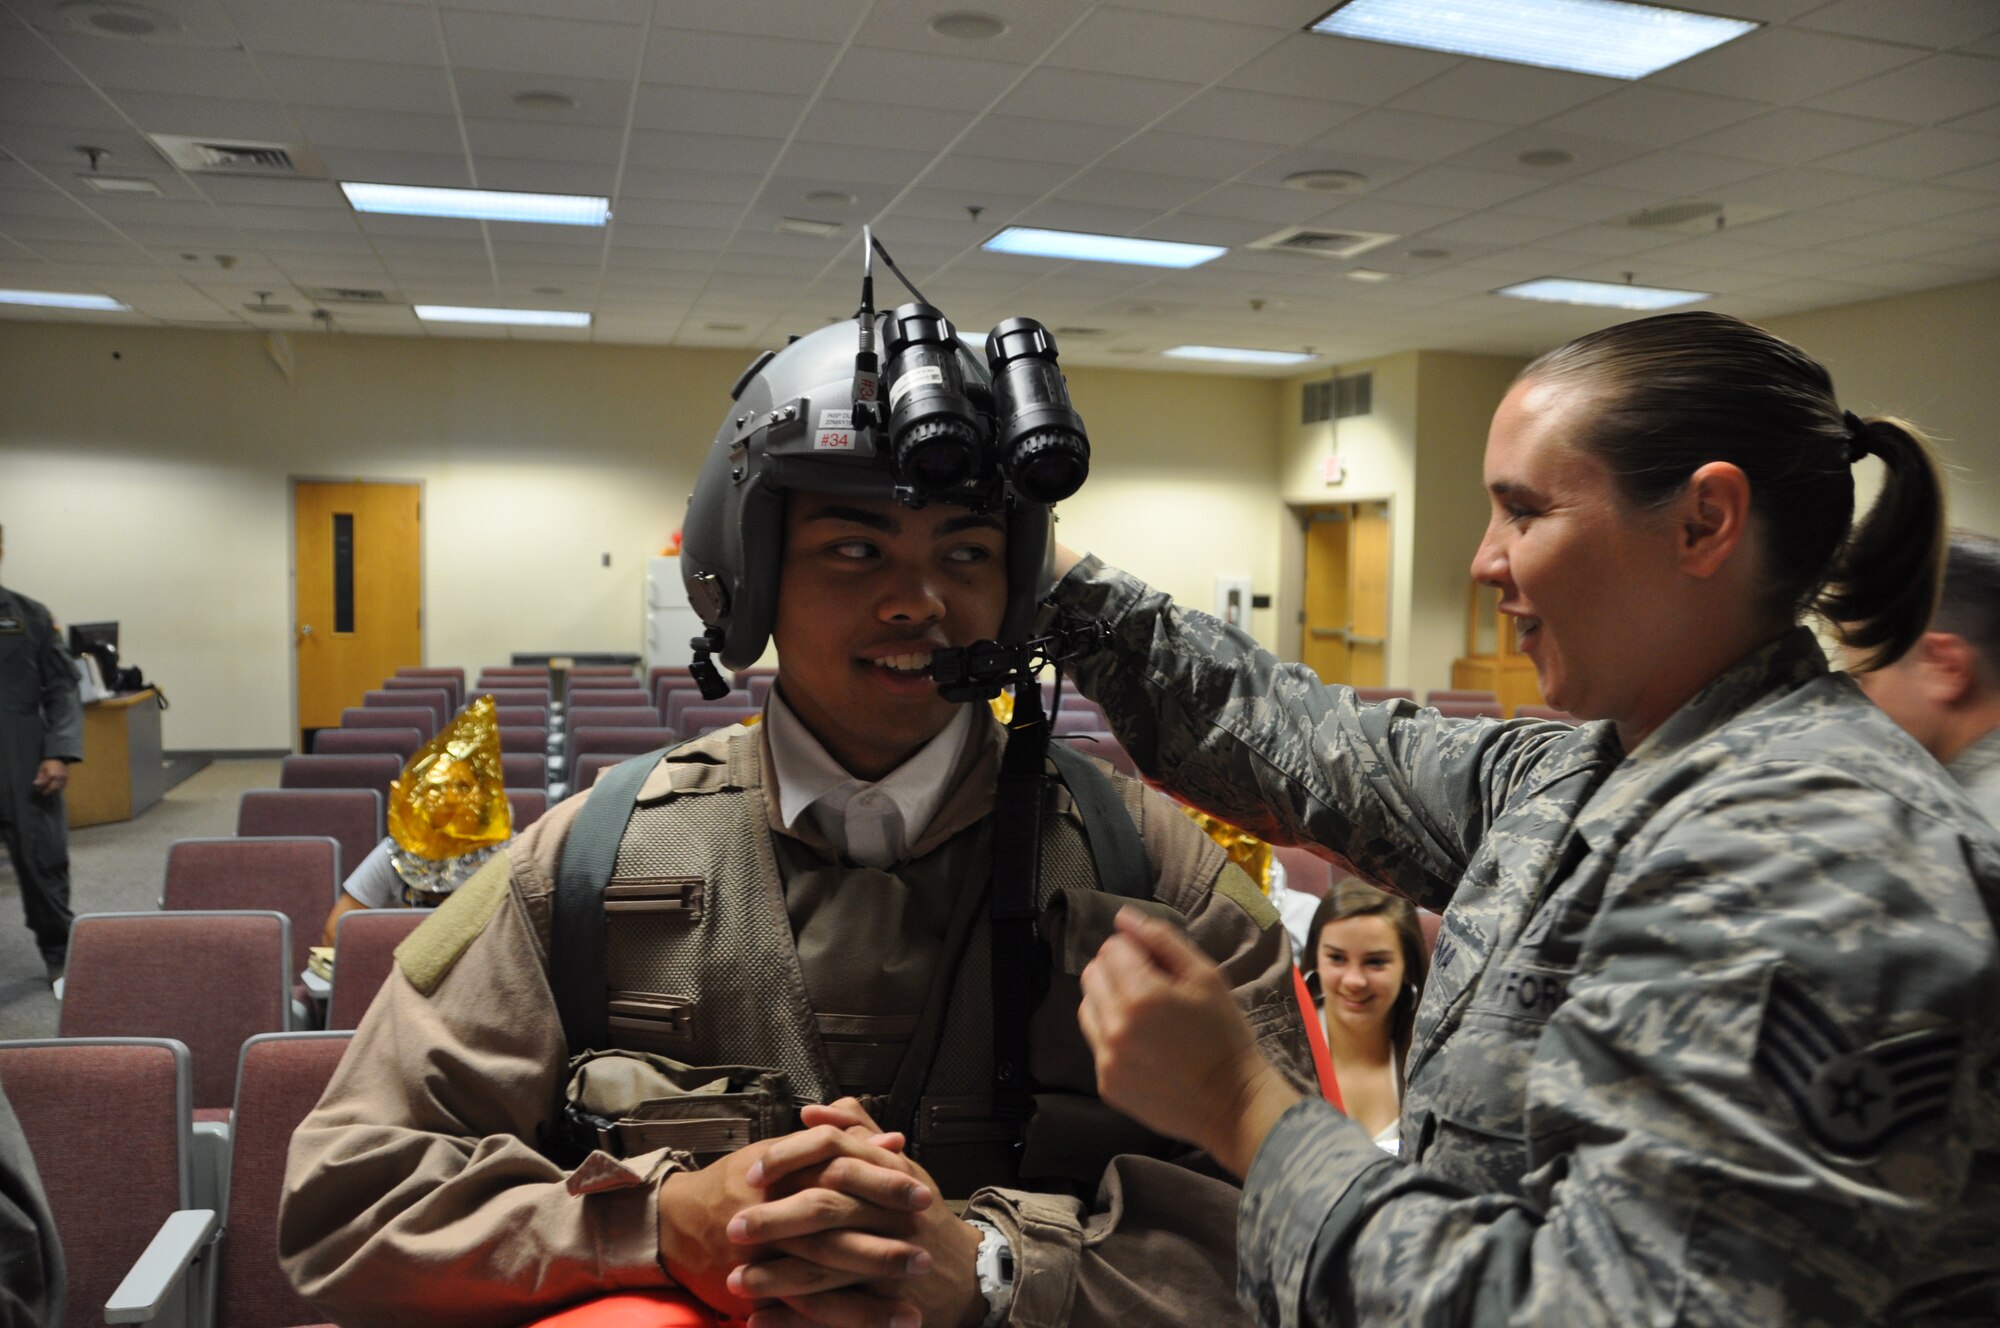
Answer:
top-left (1051, 557), bottom-right (2000, 1328)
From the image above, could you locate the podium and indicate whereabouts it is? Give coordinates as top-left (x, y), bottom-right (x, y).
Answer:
top-left (66, 688), bottom-right (165, 828)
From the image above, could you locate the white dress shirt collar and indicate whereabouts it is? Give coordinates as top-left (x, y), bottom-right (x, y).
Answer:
top-left (765, 688), bottom-right (978, 869)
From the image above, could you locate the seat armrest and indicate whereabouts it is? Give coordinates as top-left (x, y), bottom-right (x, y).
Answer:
top-left (104, 1208), bottom-right (218, 1323)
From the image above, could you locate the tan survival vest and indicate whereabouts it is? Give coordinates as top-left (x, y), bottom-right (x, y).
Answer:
top-left (550, 726), bottom-right (1205, 1199)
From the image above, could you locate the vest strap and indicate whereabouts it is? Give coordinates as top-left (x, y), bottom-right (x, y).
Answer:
top-left (1046, 741), bottom-right (1149, 902)
top-left (554, 745), bottom-right (680, 1058)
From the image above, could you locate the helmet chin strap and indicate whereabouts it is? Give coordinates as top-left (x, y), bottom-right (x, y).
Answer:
top-left (688, 626), bottom-right (732, 701)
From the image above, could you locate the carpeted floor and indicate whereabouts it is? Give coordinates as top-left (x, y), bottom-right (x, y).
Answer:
top-left (0, 758), bottom-right (281, 1041)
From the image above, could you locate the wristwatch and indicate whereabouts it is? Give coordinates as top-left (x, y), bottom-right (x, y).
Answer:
top-left (967, 1218), bottom-right (1017, 1328)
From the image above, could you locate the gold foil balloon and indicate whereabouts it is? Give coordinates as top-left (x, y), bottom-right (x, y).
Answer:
top-left (1178, 805), bottom-right (1274, 894)
top-left (388, 694), bottom-right (512, 862)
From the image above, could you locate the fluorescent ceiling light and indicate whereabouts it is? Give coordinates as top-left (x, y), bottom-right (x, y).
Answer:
top-left (341, 182), bottom-right (609, 226)
top-left (983, 227), bottom-right (1224, 268)
top-left (1163, 345), bottom-right (1319, 366)
top-left (0, 289), bottom-right (130, 311)
top-left (414, 305), bottom-right (592, 327)
top-left (1307, 0), bottom-right (1758, 79)
top-left (1496, 277), bottom-right (1707, 310)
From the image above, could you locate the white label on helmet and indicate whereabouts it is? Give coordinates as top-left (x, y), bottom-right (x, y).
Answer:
top-left (889, 364), bottom-right (944, 407)
top-left (815, 405), bottom-right (855, 450)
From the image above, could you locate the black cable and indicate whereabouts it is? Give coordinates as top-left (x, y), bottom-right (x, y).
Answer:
top-left (869, 235), bottom-right (934, 308)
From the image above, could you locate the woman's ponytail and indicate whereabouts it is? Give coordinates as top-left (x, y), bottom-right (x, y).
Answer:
top-left (1815, 415), bottom-right (1947, 672)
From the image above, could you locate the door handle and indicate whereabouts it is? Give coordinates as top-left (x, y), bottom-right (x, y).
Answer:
top-left (299, 624), bottom-right (314, 638)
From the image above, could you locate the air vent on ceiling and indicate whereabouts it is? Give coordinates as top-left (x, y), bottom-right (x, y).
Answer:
top-left (1620, 198), bottom-right (1784, 236)
top-left (1249, 226), bottom-right (1396, 260)
top-left (243, 300), bottom-right (295, 314)
top-left (1302, 372), bottom-right (1372, 424)
top-left (147, 133), bottom-right (327, 179)
top-left (297, 285), bottom-right (395, 305)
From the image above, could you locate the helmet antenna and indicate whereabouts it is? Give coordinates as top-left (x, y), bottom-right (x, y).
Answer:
top-left (853, 225), bottom-right (880, 427)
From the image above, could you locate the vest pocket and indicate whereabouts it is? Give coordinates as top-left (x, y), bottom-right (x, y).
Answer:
top-left (562, 1050), bottom-right (798, 1167)
top-left (1031, 890), bottom-right (1182, 1094)
top-left (607, 990), bottom-right (697, 1054)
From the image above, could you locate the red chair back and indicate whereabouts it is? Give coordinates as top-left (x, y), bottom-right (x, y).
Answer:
top-left (0, 1038), bottom-right (191, 1328)
top-left (679, 706), bottom-right (757, 739)
top-left (1353, 687), bottom-right (1414, 703)
top-left (1425, 689), bottom-right (1497, 705)
top-left (313, 726), bottom-right (423, 761)
top-left (667, 688), bottom-right (748, 732)
top-left (340, 705), bottom-right (436, 740)
top-left (282, 753), bottom-right (401, 800)
top-left (1430, 699), bottom-right (1503, 719)
top-left (384, 674), bottom-right (461, 708)
top-left (239, 788), bottom-right (382, 896)
top-left (480, 688), bottom-right (552, 709)
top-left (162, 836), bottom-right (339, 980)
top-left (217, 1032), bottom-right (352, 1328)
top-left (508, 788), bottom-right (548, 829)
top-left (500, 726), bottom-right (548, 753)
top-left (569, 706), bottom-right (664, 730)
top-left (329, 908), bottom-right (435, 1030)
top-left (502, 753), bottom-right (548, 789)
top-left (495, 705), bottom-right (550, 729)
top-left (364, 687), bottom-right (449, 727)
top-left (60, 912), bottom-right (290, 1110)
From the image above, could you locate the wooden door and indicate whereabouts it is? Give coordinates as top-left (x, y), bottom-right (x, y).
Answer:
top-left (1301, 510), bottom-right (1350, 683)
top-left (1348, 501), bottom-right (1389, 688)
top-left (294, 481), bottom-right (421, 747)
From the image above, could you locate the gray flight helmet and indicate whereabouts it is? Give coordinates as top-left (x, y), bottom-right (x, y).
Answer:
top-left (681, 317), bottom-right (1054, 672)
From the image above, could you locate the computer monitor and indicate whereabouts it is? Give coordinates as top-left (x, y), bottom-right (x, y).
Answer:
top-left (68, 622), bottom-right (118, 680)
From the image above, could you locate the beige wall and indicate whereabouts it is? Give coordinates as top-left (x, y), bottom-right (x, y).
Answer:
top-left (1762, 275), bottom-right (2000, 539)
top-left (0, 323), bottom-right (1282, 750)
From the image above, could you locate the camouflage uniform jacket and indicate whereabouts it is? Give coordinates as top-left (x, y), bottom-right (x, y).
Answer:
top-left (1051, 557), bottom-right (2000, 1328)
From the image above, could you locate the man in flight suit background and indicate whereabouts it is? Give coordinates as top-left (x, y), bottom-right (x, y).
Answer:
top-left (0, 525), bottom-right (82, 986)
top-left (1859, 530), bottom-right (2000, 825)
top-left (280, 314), bottom-right (1312, 1327)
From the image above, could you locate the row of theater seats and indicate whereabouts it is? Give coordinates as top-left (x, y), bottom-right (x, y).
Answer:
top-left (4, 1031), bottom-right (347, 1327)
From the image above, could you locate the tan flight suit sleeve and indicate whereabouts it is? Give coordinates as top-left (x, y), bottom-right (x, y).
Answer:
top-left (964, 778), bottom-right (1317, 1328)
top-left (278, 798), bottom-right (686, 1328)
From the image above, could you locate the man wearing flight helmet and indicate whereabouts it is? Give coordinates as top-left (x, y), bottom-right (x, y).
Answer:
top-left (281, 265), bottom-right (1311, 1328)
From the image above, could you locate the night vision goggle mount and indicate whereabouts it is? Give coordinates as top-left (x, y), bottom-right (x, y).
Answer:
top-left (931, 617), bottom-right (1111, 707)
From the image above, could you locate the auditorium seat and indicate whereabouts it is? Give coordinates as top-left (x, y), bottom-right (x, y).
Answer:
top-left (239, 788), bottom-right (382, 895)
top-left (568, 705), bottom-right (664, 731)
top-left (1425, 689), bottom-right (1498, 705)
top-left (313, 725), bottom-right (422, 762)
top-left (499, 726), bottom-right (549, 754)
top-left (570, 753), bottom-right (626, 792)
top-left (480, 687), bottom-right (553, 709)
top-left (384, 674), bottom-right (461, 708)
top-left (340, 705), bottom-right (436, 741)
top-left (568, 727), bottom-right (676, 786)
top-left (282, 753), bottom-right (400, 801)
top-left (733, 666), bottom-right (779, 690)
top-left (364, 687), bottom-right (449, 729)
top-left (508, 788), bottom-right (548, 829)
top-left (568, 665), bottom-right (634, 679)
top-left (0, 1038), bottom-right (214, 1328)
top-left (501, 752), bottom-right (548, 790)
top-left (1430, 699), bottom-right (1504, 719)
top-left (744, 675), bottom-right (777, 706)
top-left (495, 705), bottom-right (550, 730)
top-left (161, 837), bottom-right (338, 992)
top-left (678, 706), bottom-right (758, 739)
top-left (666, 687), bottom-right (748, 733)
top-left (564, 685), bottom-right (648, 711)
top-left (656, 677), bottom-right (708, 714)
top-left (328, 908), bottom-right (434, 1030)
top-left (1272, 844), bottom-right (1336, 899)
top-left (1353, 687), bottom-right (1416, 703)
top-left (215, 1031), bottom-right (351, 1328)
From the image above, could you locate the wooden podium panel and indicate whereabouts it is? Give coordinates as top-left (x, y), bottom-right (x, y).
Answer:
top-left (66, 689), bottom-right (165, 828)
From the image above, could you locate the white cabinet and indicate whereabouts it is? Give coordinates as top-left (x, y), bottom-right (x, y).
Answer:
top-left (644, 556), bottom-right (706, 674)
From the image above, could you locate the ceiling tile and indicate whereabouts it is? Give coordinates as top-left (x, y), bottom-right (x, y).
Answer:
top-left (624, 129), bottom-right (784, 177)
top-left (629, 85), bottom-right (809, 138)
top-left (1499, 180), bottom-right (1670, 223)
top-left (227, 0), bottom-right (445, 65)
top-left (1442, 126), bottom-right (1637, 180)
top-left (1820, 226), bottom-right (1992, 259)
top-left (1723, 211), bottom-right (1882, 246)
top-left (441, 10), bottom-right (645, 79)
top-left (1102, 131), bottom-right (1283, 181)
top-left (1417, 210), bottom-right (1576, 245)
top-left (252, 56), bottom-right (454, 115)
top-left (992, 67), bottom-right (1199, 128)
top-left (1060, 167), bottom-right (1210, 211)
top-left (773, 139), bottom-right (936, 188)
top-left (826, 46), bottom-right (1028, 113)
top-left (1836, 257), bottom-right (1987, 289)
top-left (1175, 184), bottom-right (1338, 226)
top-left (1308, 107), bottom-right (1507, 161)
top-left (1812, 128), bottom-right (2000, 182)
top-left (1543, 85), bottom-right (1764, 149)
top-left (474, 157), bottom-right (616, 193)
top-left (1371, 166), bottom-right (1543, 209)
top-left (1017, 198), bottom-right (1162, 234)
top-left (794, 99), bottom-right (977, 154)
top-left (293, 106), bottom-right (464, 154)
top-left (1822, 183), bottom-right (1994, 225)
top-left (1725, 166), bottom-right (1891, 209)
top-left (446, 0), bottom-right (651, 20)
top-left (47, 36), bottom-right (269, 99)
top-left (314, 146), bottom-right (472, 186)
top-left (1540, 224), bottom-right (1682, 257)
top-left (1805, 54), bottom-right (2000, 125)
top-left (1939, 158), bottom-right (2000, 192)
top-left (950, 115), bottom-right (1130, 166)
top-left (1044, 9), bottom-right (1278, 84)
top-left (0, 78), bottom-right (126, 130)
top-left (1387, 61), bottom-right (1615, 125)
top-left (1653, 27), bottom-right (1922, 105)
top-left (463, 118), bottom-right (624, 164)
top-left (641, 31), bottom-right (840, 95)
top-left (454, 68), bottom-right (634, 127)
top-left (1579, 150), bottom-right (1769, 196)
top-left (1222, 33), bottom-right (1459, 104)
top-left (851, 0), bottom-right (1095, 62)
top-left (1155, 87), bottom-right (1360, 146)
top-left (1795, 0), bottom-right (2000, 49)
top-left (1683, 107), bottom-right (1905, 165)
top-left (1310, 195), bottom-right (1464, 235)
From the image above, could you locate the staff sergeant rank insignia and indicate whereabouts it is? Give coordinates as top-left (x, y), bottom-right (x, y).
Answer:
top-left (1756, 970), bottom-right (1960, 1161)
